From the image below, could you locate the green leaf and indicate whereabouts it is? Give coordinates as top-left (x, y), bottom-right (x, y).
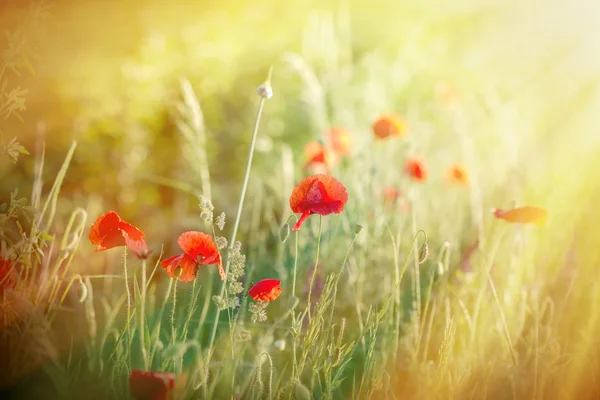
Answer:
top-left (39, 231), bottom-right (54, 242)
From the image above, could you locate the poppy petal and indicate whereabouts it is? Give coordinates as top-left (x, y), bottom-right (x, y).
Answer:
top-left (129, 370), bottom-right (176, 400)
top-left (118, 220), bottom-right (145, 241)
top-left (89, 211), bottom-right (122, 246)
top-left (493, 206), bottom-right (548, 226)
top-left (292, 210), bottom-right (311, 232)
top-left (123, 232), bottom-right (150, 260)
top-left (248, 279), bottom-right (282, 302)
top-left (177, 231), bottom-right (220, 262)
top-left (160, 254), bottom-right (198, 282)
top-left (97, 229), bottom-right (127, 251)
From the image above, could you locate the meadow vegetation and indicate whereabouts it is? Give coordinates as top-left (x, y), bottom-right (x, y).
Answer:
top-left (2, 0), bottom-right (600, 399)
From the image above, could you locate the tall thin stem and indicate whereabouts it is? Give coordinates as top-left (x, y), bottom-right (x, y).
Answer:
top-left (139, 259), bottom-right (148, 369)
top-left (122, 248), bottom-right (131, 360)
top-left (171, 279), bottom-right (179, 348)
top-left (307, 215), bottom-right (323, 321)
top-left (207, 68), bottom-right (272, 354)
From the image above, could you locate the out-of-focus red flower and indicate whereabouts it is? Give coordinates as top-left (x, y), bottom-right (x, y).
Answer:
top-left (328, 127), bottom-right (352, 156)
top-left (0, 259), bottom-right (17, 290)
top-left (129, 370), bottom-right (177, 400)
top-left (372, 114), bottom-right (408, 140)
top-left (492, 206), bottom-right (548, 226)
top-left (383, 186), bottom-right (402, 205)
top-left (304, 141), bottom-right (337, 173)
top-left (447, 164), bottom-right (468, 186)
top-left (404, 158), bottom-right (427, 182)
top-left (160, 231), bottom-right (223, 282)
top-left (382, 186), bottom-right (410, 213)
top-left (89, 211), bottom-right (149, 259)
top-left (289, 174), bottom-right (348, 232)
top-left (248, 279), bottom-right (282, 302)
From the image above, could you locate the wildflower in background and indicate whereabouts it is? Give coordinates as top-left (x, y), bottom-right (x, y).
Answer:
top-left (383, 186), bottom-right (402, 205)
top-left (215, 236), bottom-right (227, 250)
top-left (372, 114), bottom-right (408, 140)
top-left (227, 240), bottom-right (246, 293)
top-left (215, 212), bottom-right (226, 231)
top-left (492, 206), bottom-right (548, 226)
top-left (328, 127), bottom-right (352, 156)
top-left (249, 301), bottom-right (268, 323)
top-left (404, 158), bottom-right (428, 182)
top-left (304, 141), bottom-right (337, 173)
top-left (198, 195), bottom-right (214, 224)
top-left (447, 163), bottom-right (469, 186)
top-left (89, 211), bottom-right (149, 259)
top-left (248, 279), bottom-right (282, 302)
top-left (212, 240), bottom-right (247, 310)
top-left (0, 259), bottom-right (17, 290)
top-left (289, 174), bottom-right (348, 231)
top-left (129, 370), bottom-right (177, 400)
top-left (160, 231), bottom-right (223, 282)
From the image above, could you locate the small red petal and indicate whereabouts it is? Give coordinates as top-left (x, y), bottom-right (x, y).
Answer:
top-left (129, 370), bottom-right (176, 400)
top-left (124, 232), bottom-right (150, 260)
top-left (118, 220), bottom-right (145, 241)
top-left (160, 254), bottom-right (198, 282)
top-left (292, 211), bottom-right (311, 232)
top-left (248, 279), bottom-right (282, 302)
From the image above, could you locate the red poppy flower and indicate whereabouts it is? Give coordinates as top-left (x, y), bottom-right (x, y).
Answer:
top-left (492, 206), bottom-right (548, 226)
top-left (404, 158), bottom-right (427, 182)
top-left (160, 231), bottom-right (224, 282)
top-left (0, 259), bottom-right (17, 290)
top-left (304, 141), bottom-right (337, 172)
top-left (248, 279), bottom-right (282, 302)
top-left (289, 174), bottom-right (348, 231)
top-left (447, 164), bottom-right (468, 185)
top-left (328, 127), bottom-right (352, 156)
top-left (129, 370), bottom-right (176, 400)
top-left (372, 114), bottom-right (408, 140)
top-left (89, 211), bottom-right (149, 259)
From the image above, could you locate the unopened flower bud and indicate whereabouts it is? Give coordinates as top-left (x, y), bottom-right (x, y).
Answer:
top-left (257, 83), bottom-right (273, 99)
top-left (279, 223), bottom-right (291, 243)
top-left (418, 243), bottom-right (429, 264)
top-left (355, 224), bottom-right (363, 235)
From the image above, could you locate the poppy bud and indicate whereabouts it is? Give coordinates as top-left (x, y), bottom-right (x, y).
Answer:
top-left (418, 243), bottom-right (428, 264)
top-left (279, 223), bottom-right (291, 243)
top-left (257, 83), bottom-right (273, 99)
top-left (355, 224), bottom-right (363, 235)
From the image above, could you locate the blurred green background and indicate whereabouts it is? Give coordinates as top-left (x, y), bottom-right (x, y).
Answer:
top-left (2, 0), bottom-right (600, 278)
